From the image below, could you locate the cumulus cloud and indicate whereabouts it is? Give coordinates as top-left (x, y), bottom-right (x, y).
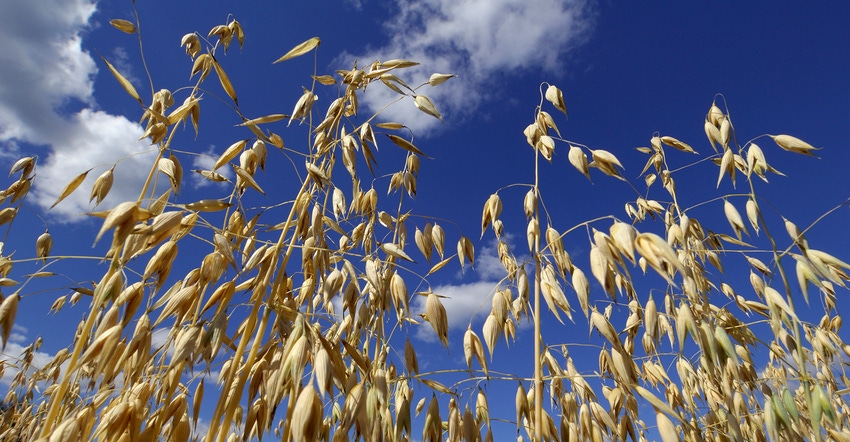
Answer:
top-left (345, 0), bottom-right (595, 134)
top-left (0, 0), bottom-right (156, 219)
top-left (0, 325), bottom-right (58, 387)
top-left (412, 239), bottom-right (515, 342)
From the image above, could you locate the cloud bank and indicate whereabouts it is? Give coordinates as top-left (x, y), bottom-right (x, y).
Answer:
top-left (347, 0), bottom-right (595, 133)
top-left (0, 0), bottom-right (155, 219)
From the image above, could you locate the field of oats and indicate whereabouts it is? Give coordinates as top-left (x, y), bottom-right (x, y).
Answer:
top-left (0, 2), bottom-right (848, 441)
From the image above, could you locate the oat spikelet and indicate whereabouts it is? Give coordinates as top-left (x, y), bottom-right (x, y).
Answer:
top-left (463, 327), bottom-right (488, 376)
top-left (545, 84), bottom-right (567, 116)
top-left (723, 199), bottom-right (748, 240)
top-left (94, 201), bottom-right (139, 245)
top-left (51, 170), bottom-right (90, 209)
top-left (425, 292), bottom-right (449, 347)
top-left (572, 267), bottom-right (590, 318)
top-left (380, 242), bottom-right (415, 263)
top-left (0, 293), bottom-right (19, 349)
top-left (770, 134), bottom-right (821, 157)
top-left (36, 231), bottom-right (52, 264)
top-left (524, 189), bottom-right (537, 218)
top-left (568, 145), bottom-right (590, 179)
top-left (590, 149), bottom-right (625, 180)
top-left (414, 95), bottom-right (442, 121)
top-left (431, 223), bottom-right (445, 259)
top-left (457, 236), bottom-right (474, 270)
top-left (660, 136), bottom-right (697, 154)
top-left (415, 227), bottom-right (433, 262)
top-left (291, 385), bottom-right (322, 442)
top-left (656, 410), bottom-right (680, 442)
top-left (745, 198), bottom-right (760, 234)
top-left (428, 73), bottom-right (455, 86)
top-left (405, 339), bottom-right (419, 375)
top-left (482, 314), bottom-right (500, 358)
top-left (90, 167), bottom-right (114, 207)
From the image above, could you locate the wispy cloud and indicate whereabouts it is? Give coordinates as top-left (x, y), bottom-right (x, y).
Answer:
top-left (344, 0), bottom-right (595, 134)
top-left (0, 0), bottom-right (155, 219)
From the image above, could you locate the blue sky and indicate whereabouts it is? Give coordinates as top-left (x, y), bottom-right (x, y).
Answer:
top-left (0, 0), bottom-right (849, 439)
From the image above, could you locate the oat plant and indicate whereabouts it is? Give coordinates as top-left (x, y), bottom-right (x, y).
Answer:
top-left (0, 5), bottom-right (847, 442)
top-left (473, 86), bottom-right (850, 441)
top-left (0, 10), bottom-right (471, 442)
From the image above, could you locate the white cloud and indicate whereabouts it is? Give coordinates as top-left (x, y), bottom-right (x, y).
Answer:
top-left (0, 0), bottom-right (156, 219)
top-left (0, 325), bottom-right (58, 387)
top-left (33, 109), bottom-right (156, 218)
top-left (345, 0), bottom-right (595, 134)
top-left (411, 240), bottom-right (513, 342)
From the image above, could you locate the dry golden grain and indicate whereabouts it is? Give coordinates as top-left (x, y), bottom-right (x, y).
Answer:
top-left (536, 135), bottom-right (555, 161)
top-left (770, 134), bottom-right (820, 156)
top-left (50, 170), bottom-right (89, 209)
top-left (183, 199), bottom-right (233, 212)
top-left (430, 223), bottom-right (445, 259)
top-left (401, 339), bottom-right (419, 377)
top-left (414, 226), bottom-right (432, 262)
top-left (425, 73), bottom-right (454, 87)
top-left (656, 410), bottom-right (679, 442)
top-left (526, 218), bottom-right (539, 253)
top-left (717, 117), bottom-right (731, 145)
top-left (745, 255), bottom-right (771, 276)
top-left (590, 149), bottom-right (625, 179)
top-left (764, 286), bottom-right (797, 321)
top-left (233, 164), bottom-right (265, 195)
top-left (291, 385), bottom-right (322, 442)
top-left (457, 236), bottom-right (474, 270)
top-left (723, 199), bottom-right (748, 240)
top-left (568, 145), bottom-right (590, 179)
top-left (425, 292), bottom-right (449, 347)
top-left (482, 314), bottom-right (500, 359)
top-left (380, 242), bottom-right (415, 263)
top-left (0, 293), bottom-right (19, 349)
top-left (570, 267), bottom-right (590, 317)
top-left (541, 264), bottom-right (571, 323)
top-left (9, 156), bottom-right (34, 178)
top-left (660, 136), bottom-right (697, 154)
top-left (88, 167), bottom-right (114, 207)
top-left (609, 222), bottom-right (637, 264)
top-left (289, 89), bottom-right (317, 126)
top-left (413, 95), bottom-right (443, 121)
top-left (545, 84), bottom-right (567, 116)
top-left (35, 231), bottom-right (52, 263)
